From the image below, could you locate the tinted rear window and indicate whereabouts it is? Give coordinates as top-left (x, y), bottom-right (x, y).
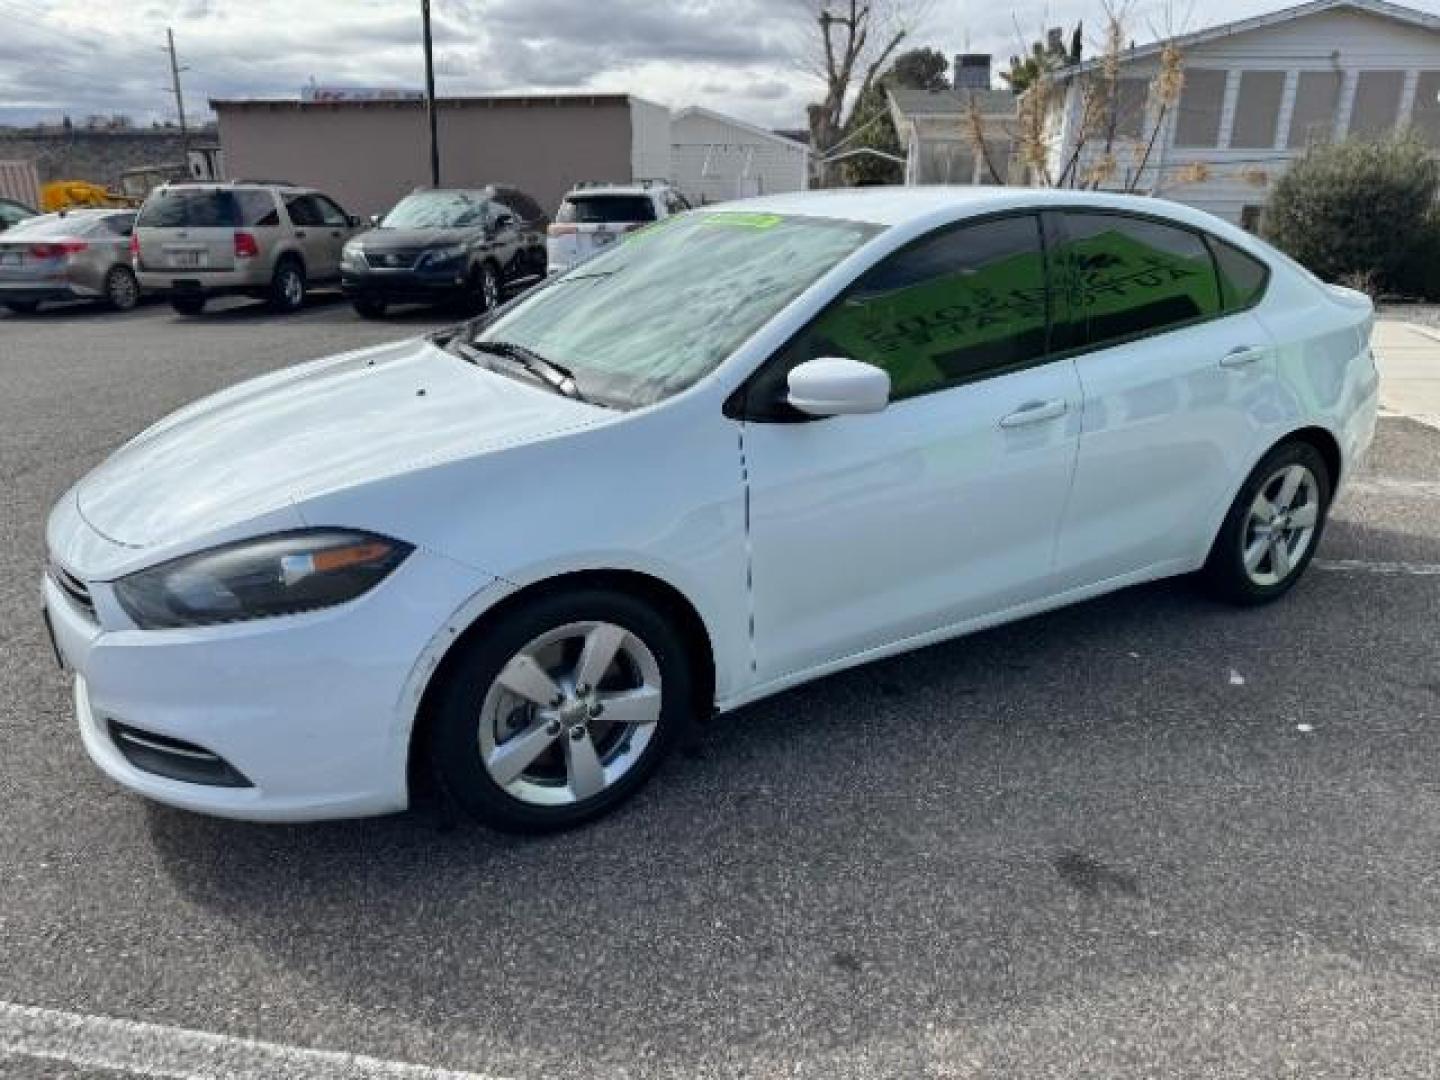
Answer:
top-left (1210, 238), bottom-right (1269, 311)
top-left (5, 214), bottom-right (109, 238)
top-left (556, 195), bottom-right (657, 225)
top-left (137, 190), bottom-right (239, 228)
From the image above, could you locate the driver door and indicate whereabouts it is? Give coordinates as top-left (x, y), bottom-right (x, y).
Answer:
top-left (739, 213), bottom-right (1084, 683)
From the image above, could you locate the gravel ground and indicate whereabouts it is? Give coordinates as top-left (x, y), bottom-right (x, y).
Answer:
top-left (1377, 301), bottom-right (1440, 331)
top-left (1, 296), bottom-right (1438, 1079)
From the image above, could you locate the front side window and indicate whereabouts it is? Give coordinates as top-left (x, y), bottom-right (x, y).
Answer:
top-left (471, 211), bottom-right (879, 408)
top-left (311, 195), bottom-right (350, 227)
top-left (284, 195), bottom-right (323, 228)
top-left (1056, 212), bottom-right (1220, 350)
top-left (757, 214), bottom-right (1051, 403)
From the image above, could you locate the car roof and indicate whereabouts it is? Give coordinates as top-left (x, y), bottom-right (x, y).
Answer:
top-left (722, 186), bottom-right (1239, 232)
top-left (564, 184), bottom-right (666, 197)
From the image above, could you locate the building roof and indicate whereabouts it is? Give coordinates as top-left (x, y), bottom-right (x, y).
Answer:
top-left (886, 85), bottom-right (1017, 119)
top-left (1055, 0), bottom-right (1440, 79)
top-left (671, 106), bottom-right (811, 151)
top-left (210, 93), bottom-right (646, 112)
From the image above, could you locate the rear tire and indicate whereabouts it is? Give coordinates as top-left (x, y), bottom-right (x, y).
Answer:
top-left (426, 587), bottom-right (694, 832)
top-left (352, 296), bottom-right (387, 319)
top-left (268, 258), bottom-right (306, 313)
top-left (3, 300), bottom-right (39, 314)
top-left (1202, 439), bottom-right (1332, 606)
top-left (104, 266), bottom-right (140, 311)
top-left (170, 294), bottom-right (206, 316)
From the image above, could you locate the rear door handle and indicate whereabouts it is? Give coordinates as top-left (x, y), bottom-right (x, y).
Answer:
top-left (999, 398), bottom-right (1068, 428)
top-left (1220, 345), bottom-right (1264, 368)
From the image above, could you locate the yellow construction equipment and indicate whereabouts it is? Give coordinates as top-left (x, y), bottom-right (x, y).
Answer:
top-left (40, 180), bottom-right (139, 212)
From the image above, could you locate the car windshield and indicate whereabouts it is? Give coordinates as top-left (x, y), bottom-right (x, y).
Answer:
top-left (136, 190), bottom-right (239, 228)
top-left (556, 195), bottom-right (657, 224)
top-left (381, 192), bottom-right (488, 229)
top-left (471, 211), bottom-right (880, 408)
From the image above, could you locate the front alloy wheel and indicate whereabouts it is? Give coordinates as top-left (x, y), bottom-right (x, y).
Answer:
top-left (427, 588), bottom-right (692, 831)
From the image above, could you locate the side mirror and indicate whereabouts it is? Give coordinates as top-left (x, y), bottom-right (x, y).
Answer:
top-left (491, 212), bottom-right (516, 233)
top-left (368, 213), bottom-right (382, 228)
top-left (347, 214), bottom-right (362, 228)
top-left (787, 357), bottom-right (890, 417)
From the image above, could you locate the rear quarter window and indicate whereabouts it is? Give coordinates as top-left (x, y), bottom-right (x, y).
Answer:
top-left (1209, 238), bottom-right (1270, 311)
top-left (137, 190), bottom-right (239, 228)
top-left (236, 190), bottom-right (280, 228)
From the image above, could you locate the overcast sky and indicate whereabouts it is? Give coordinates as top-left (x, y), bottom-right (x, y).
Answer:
top-left (2, 0), bottom-right (1438, 131)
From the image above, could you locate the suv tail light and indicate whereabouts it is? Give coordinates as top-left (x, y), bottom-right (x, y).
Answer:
top-left (234, 231), bottom-right (260, 258)
top-left (128, 233), bottom-right (140, 260)
top-left (29, 241), bottom-right (87, 258)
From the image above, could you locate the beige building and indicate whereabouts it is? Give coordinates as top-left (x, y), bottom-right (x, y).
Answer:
top-left (211, 93), bottom-right (673, 218)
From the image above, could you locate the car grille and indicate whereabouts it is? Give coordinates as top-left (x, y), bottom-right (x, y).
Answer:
top-left (365, 250), bottom-right (420, 269)
top-left (49, 560), bottom-right (96, 620)
top-left (107, 720), bottom-right (254, 788)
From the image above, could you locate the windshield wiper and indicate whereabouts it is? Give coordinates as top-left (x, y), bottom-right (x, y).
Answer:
top-left (455, 339), bottom-right (587, 402)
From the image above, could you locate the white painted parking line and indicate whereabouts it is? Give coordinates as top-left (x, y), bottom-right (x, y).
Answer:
top-left (0, 1001), bottom-right (508, 1080)
top-left (1313, 558), bottom-right (1440, 576)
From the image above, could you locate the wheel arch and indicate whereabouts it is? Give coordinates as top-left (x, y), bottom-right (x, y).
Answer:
top-left (1283, 424), bottom-right (1343, 491)
top-left (404, 567), bottom-right (717, 806)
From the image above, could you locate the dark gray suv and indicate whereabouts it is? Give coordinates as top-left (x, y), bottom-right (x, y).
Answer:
top-left (340, 186), bottom-right (547, 318)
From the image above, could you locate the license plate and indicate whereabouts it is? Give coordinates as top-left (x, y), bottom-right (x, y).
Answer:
top-left (168, 250), bottom-right (204, 269)
top-left (41, 607), bottom-right (66, 671)
top-left (0, 252), bottom-right (20, 266)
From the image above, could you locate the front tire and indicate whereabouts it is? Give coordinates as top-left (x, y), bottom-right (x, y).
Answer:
top-left (1203, 440), bottom-right (1332, 606)
top-left (427, 588), bottom-right (694, 832)
top-left (104, 266), bottom-right (140, 311)
top-left (3, 300), bottom-right (40, 314)
top-left (469, 262), bottom-right (500, 314)
top-left (268, 259), bottom-right (306, 313)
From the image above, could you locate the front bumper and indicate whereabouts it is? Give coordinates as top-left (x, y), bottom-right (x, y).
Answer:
top-left (341, 265), bottom-right (468, 303)
top-left (43, 539), bottom-right (500, 823)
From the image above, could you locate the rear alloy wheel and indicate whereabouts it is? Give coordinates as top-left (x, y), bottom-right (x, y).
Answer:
top-left (3, 300), bottom-right (40, 314)
top-left (1203, 440), bottom-right (1331, 605)
top-left (170, 294), bottom-right (206, 316)
top-left (104, 266), bottom-right (140, 311)
top-left (428, 589), bottom-right (692, 832)
top-left (269, 260), bottom-right (306, 313)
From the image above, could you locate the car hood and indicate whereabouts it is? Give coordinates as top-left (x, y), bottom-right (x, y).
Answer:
top-left (75, 337), bottom-right (604, 548)
top-left (360, 227), bottom-right (483, 250)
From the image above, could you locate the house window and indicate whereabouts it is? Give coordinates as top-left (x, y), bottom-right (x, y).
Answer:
top-left (1173, 69), bottom-right (1227, 148)
top-left (1412, 71), bottom-right (1440, 146)
top-left (1112, 77), bottom-right (1150, 141)
top-left (1349, 71), bottom-right (1405, 137)
top-left (1287, 70), bottom-right (1342, 147)
top-left (1231, 71), bottom-right (1286, 149)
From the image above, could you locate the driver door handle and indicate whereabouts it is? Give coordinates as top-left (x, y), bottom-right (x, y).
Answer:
top-left (999, 399), bottom-right (1068, 428)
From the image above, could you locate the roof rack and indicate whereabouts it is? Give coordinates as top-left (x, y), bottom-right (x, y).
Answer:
top-left (571, 178), bottom-right (669, 190)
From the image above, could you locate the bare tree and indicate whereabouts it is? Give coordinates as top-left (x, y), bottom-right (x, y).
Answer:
top-left (1011, 0), bottom-right (1190, 193)
top-left (797, 0), bottom-right (928, 185)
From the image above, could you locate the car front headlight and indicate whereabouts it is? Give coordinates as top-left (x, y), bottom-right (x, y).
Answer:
top-left (341, 243), bottom-right (366, 269)
top-left (113, 529), bottom-right (413, 629)
top-left (419, 244), bottom-right (466, 268)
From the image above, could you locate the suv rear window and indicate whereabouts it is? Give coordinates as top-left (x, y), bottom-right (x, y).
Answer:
top-left (137, 190), bottom-right (240, 228)
top-left (556, 195), bottom-right (657, 225)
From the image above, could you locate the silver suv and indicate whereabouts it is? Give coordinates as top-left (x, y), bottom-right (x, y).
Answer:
top-left (134, 181), bottom-right (361, 315)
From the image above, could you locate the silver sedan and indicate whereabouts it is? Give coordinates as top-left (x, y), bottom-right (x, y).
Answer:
top-left (0, 209), bottom-right (139, 314)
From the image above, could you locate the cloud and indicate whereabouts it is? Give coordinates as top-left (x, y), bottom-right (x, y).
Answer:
top-left (0, 0), bottom-right (1347, 131)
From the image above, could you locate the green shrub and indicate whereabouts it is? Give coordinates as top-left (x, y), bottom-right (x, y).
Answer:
top-left (1395, 211), bottom-right (1440, 301)
top-left (1263, 135), bottom-right (1439, 292)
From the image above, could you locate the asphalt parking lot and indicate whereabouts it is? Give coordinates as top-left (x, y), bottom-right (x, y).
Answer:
top-left (2, 296), bottom-right (1438, 1078)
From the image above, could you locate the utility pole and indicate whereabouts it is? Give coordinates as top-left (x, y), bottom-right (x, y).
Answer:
top-left (165, 28), bottom-right (191, 158)
top-left (421, 0), bottom-right (440, 186)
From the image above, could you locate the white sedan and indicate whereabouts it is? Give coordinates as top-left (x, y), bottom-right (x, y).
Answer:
top-left (43, 188), bottom-right (1379, 831)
